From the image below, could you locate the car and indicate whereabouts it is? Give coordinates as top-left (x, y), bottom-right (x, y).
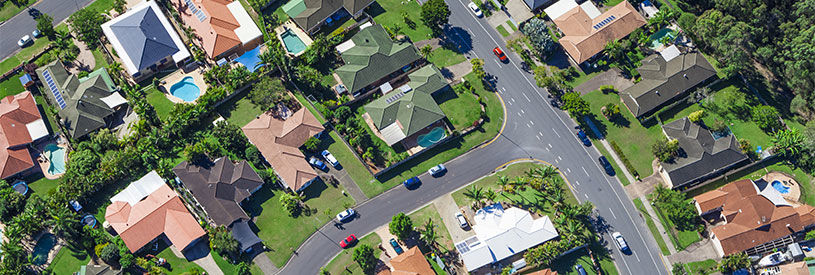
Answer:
top-left (32, 29), bottom-right (41, 38)
top-left (428, 164), bottom-right (446, 176)
top-left (493, 47), bottom-right (508, 62)
top-left (339, 234), bottom-right (357, 248)
top-left (598, 156), bottom-right (615, 175)
top-left (336, 208), bottom-right (355, 222)
top-left (467, 2), bottom-right (483, 17)
top-left (577, 130), bottom-right (591, 146)
top-left (455, 212), bottom-right (468, 228)
top-left (389, 238), bottom-right (404, 254)
top-left (28, 9), bottom-right (41, 19)
top-left (17, 35), bottom-right (32, 47)
top-left (321, 150), bottom-right (340, 167)
top-left (308, 157), bottom-right (327, 170)
top-left (612, 232), bottom-right (629, 252)
top-left (403, 177), bottom-right (420, 188)
top-left (574, 264), bottom-right (588, 275)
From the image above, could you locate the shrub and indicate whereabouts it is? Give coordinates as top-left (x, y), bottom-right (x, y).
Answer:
top-left (601, 103), bottom-right (620, 119)
top-left (245, 145), bottom-right (265, 168)
top-left (561, 92), bottom-right (590, 118)
top-left (609, 141), bottom-right (639, 178)
top-left (751, 105), bottom-right (782, 132)
top-left (520, 18), bottom-right (556, 59)
top-left (688, 110), bottom-right (705, 123)
top-left (209, 226), bottom-right (240, 256)
top-left (389, 213), bottom-right (413, 240)
top-left (352, 244), bottom-right (376, 273)
top-left (709, 119), bottom-right (728, 134)
top-left (100, 242), bottom-right (120, 263)
top-left (279, 193), bottom-right (302, 217)
top-left (304, 136), bottom-right (320, 152)
top-left (652, 138), bottom-right (679, 162)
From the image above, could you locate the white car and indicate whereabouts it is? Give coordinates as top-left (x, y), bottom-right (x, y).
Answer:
top-left (17, 35), bottom-right (32, 47)
top-left (468, 2), bottom-right (483, 17)
top-left (428, 164), bottom-right (446, 176)
top-left (455, 212), bottom-right (468, 228)
top-left (321, 150), bottom-right (339, 167)
top-left (336, 208), bottom-right (355, 222)
top-left (612, 232), bottom-right (629, 252)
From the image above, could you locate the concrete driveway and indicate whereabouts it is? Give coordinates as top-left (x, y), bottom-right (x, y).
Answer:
top-left (433, 194), bottom-right (474, 242)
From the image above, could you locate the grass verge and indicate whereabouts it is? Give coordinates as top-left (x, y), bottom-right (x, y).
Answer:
top-left (633, 198), bottom-right (671, 255)
top-left (496, 25), bottom-right (510, 37)
top-left (427, 47), bottom-right (466, 68)
top-left (408, 204), bottom-right (454, 251)
top-left (145, 86), bottom-right (175, 121)
top-left (652, 203), bottom-right (701, 251)
top-left (323, 233), bottom-right (382, 274)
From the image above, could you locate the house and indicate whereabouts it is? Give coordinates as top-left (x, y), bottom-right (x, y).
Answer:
top-left (621, 48), bottom-right (717, 118)
top-left (105, 171), bottom-right (206, 253)
top-left (36, 61), bottom-right (128, 139)
top-left (523, 0), bottom-right (551, 12)
top-left (334, 24), bottom-right (422, 97)
top-left (102, 1), bottom-right (191, 82)
top-left (242, 107), bottom-right (325, 192)
top-left (0, 91), bottom-right (49, 179)
top-left (693, 179), bottom-right (815, 256)
top-left (455, 204), bottom-right (559, 272)
top-left (528, 269), bottom-right (558, 275)
top-left (173, 157), bottom-right (265, 252)
top-left (545, 0), bottom-right (646, 64)
top-left (75, 264), bottom-right (122, 275)
top-left (658, 117), bottom-right (749, 189)
top-left (283, 0), bottom-right (375, 34)
top-left (363, 65), bottom-right (448, 147)
top-left (170, 0), bottom-right (263, 59)
top-left (377, 246), bottom-right (434, 275)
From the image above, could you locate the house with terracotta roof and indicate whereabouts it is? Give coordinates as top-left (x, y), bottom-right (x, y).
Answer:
top-left (0, 91), bottom-right (49, 179)
top-left (105, 171), bottom-right (206, 253)
top-left (170, 0), bottom-right (263, 59)
top-left (377, 246), bottom-right (435, 275)
top-left (545, 0), bottom-right (646, 64)
top-left (242, 107), bottom-right (325, 192)
top-left (693, 179), bottom-right (815, 257)
top-left (283, 0), bottom-right (376, 34)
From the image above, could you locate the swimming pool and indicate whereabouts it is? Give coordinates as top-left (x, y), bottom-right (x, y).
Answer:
top-left (170, 76), bottom-right (201, 102)
top-left (235, 45), bottom-right (263, 73)
top-left (649, 28), bottom-right (678, 49)
top-left (44, 143), bottom-right (66, 175)
top-left (417, 127), bottom-right (446, 147)
top-left (32, 233), bottom-right (56, 265)
top-left (281, 30), bottom-right (307, 55)
top-left (771, 180), bottom-right (790, 194)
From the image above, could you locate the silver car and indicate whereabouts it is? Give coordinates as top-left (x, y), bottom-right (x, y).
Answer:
top-left (612, 232), bottom-right (629, 251)
top-left (455, 212), bottom-right (468, 228)
top-left (336, 208), bottom-right (355, 222)
top-left (17, 35), bottom-right (32, 47)
top-left (428, 164), bottom-right (446, 176)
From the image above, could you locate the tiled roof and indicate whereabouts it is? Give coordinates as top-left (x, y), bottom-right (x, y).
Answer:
top-left (172, 0), bottom-right (261, 58)
top-left (335, 25), bottom-right (421, 94)
top-left (0, 91), bottom-right (43, 179)
top-left (382, 246), bottom-right (434, 275)
top-left (284, 0), bottom-right (374, 32)
top-left (552, 1), bottom-right (646, 63)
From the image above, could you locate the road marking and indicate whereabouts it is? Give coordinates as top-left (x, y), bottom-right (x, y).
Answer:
top-left (609, 208), bottom-right (618, 219)
top-left (517, 112), bottom-right (522, 117)
top-left (566, 168), bottom-right (571, 173)
top-left (555, 158), bottom-right (559, 164)
top-left (522, 93), bottom-right (531, 102)
top-left (501, 87), bottom-right (506, 92)
top-left (526, 123), bottom-right (531, 128)
top-left (507, 100), bottom-right (512, 106)
top-left (529, 120), bottom-right (534, 125)
top-left (557, 156), bottom-right (562, 161)
top-left (575, 180), bottom-right (580, 186)
top-left (548, 143), bottom-right (552, 148)
top-left (584, 194), bottom-right (589, 199)
top-left (511, 97), bottom-right (516, 102)
top-left (495, 60), bottom-right (503, 68)
top-left (538, 131), bottom-right (542, 136)
top-left (635, 251), bottom-right (641, 262)
top-left (553, 128), bottom-right (561, 138)
top-left (536, 136), bottom-right (541, 140)
top-left (520, 109), bottom-right (525, 114)
top-left (545, 147), bottom-right (550, 151)
top-left (582, 166), bottom-right (590, 177)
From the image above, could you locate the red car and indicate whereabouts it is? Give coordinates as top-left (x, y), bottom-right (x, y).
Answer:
top-left (339, 234), bottom-right (357, 248)
top-left (493, 47), bottom-right (508, 62)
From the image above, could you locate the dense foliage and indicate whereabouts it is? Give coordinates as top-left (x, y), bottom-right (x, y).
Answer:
top-left (389, 213), bottom-right (413, 240)
top-left (35, 13), bottom-right (55, 39)
top-left (652, 138), bottom-right (680, 163)
top-left (420, 0), bottom-right (450, 36)
top-left (520, 18), bottom-right (556, 59)
top-left (717, 252), bottom-right (750, 273)
top-left (560, 92), bottom-right (590, 117)
top-left (68, 8), bottom-right (105, 48)
top-left (352, 244), bottom-right (376, 273)
top-left (651, 186), bottom-right (701, 231)
top-left (208, 226), bottom-right (240, 257)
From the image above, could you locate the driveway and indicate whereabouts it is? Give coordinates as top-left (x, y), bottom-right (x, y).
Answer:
top-left (574, 68), bottom-right (635, 95)
top-left (433, 194), bottom-right (474, 242)
top-left (0, 0), bottom-right (95, 62)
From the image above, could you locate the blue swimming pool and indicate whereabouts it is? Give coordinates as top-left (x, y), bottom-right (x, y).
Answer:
top-left (649, 28), bottom-right (678, 49)
top-left (44, 143), bottom-right (66, 175)
top-left (32, 233), bottom-right (56, 265)
top-left (281, 30), bottom-right (307, 55)
top-left (772, 180), bottom-right (790, 194)
top-left (170, 76), bottom-right (201, 102)
top-left (417, 127), bottom-right (446, 147)
top-left (235, 45), bottom-right (263, 73)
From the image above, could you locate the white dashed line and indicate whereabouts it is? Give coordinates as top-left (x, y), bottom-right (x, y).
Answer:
top-left (609, 208), bottom-right (618, 219)
top-left (520, 109), bottom-right (525, 114)
top-left (575, 180), bottom-right (580, 186)
top-left (553, 129), bottom-right (561, 138)
top-left (584, 194), bottom-right (589, 199)
top-left (517, 112), bottom-right (523, 117)
top-left (508, 100), bottom-right (512, 106)
top-left (526, 123), bottom-right (531, 128)
top-left (501, 87), bottom-right (506, 92)
top-left (557, 156), bottom-right (562, 161)
top-left (529, 120), bottom-right (534, 125)
top-left (536, 136), bottom-right (541, 140)
top-left (566, 168), bottom-right (571, 173)
top-left (522, 93), bottom-right (531, 102)
top-left (548, 143), bottom-right (552, 148)
top-left (582, 166), bottom-right (590, 177)
top-left (511, 97), bottom-right (516, 102)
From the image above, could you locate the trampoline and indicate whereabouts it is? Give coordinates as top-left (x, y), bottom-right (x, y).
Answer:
top-left (12, 181), bottom-right (28, 195)
top-left (81, 214), bottom-right (97, 228)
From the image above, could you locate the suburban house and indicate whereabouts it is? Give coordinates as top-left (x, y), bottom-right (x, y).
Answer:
top-left (545, 0), bottom-right (646, 64)
top-left (528, 269), bottom-right (558, 275)
top-left (283, 0), bottom-right (375, 34)
top-left (0, 91), bottom-right (49, 179)
top-left (170, 0), bottom-right (263, 59)
top-left (522, 0), bottom-right (551, 12)
top-left (658, 117), bottom-right (749, 189)
top-left (362, 64), bottom-right (448, 149)
top-left (334, 24), bottom-right (422, 98)
top-left (242, 107), bottom-right (325, 192)
top-left (75, 264), bottom-right (122, 275)
top-left (378, 246), bottom-right (434, 275)
top-left (36, 61), bottom-right (128, 139)
top-left (455, 203), bottom-right (559, 272)
top-left (105, 171), bottom-right (206, 253)
top-left (102, 0), bottom-right (191, 82)
top-left (621, 47), bottom-right (717, 119)
top-left (693, 179), bottom-right (815, 256)
top-left (173, 157), bottom-right (265, 253)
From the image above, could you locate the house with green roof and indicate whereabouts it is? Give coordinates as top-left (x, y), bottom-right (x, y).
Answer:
top-left (283, 0), bottom-right (376, 34)
top-left (334, 24), bottom-right (423, 97)
top-left (36, 61), bottom-right (128, 139)
top-left (363, 65), bottom-right (449, 147)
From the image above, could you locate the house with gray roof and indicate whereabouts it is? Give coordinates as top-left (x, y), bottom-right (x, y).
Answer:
top-left (283, 0), bottom-right (375, 34)
top-left (621, 49), bottom-right (717, 119)
top-left (36, 61), bottom-right (128, 139)
top-left (101, 1), bottom-right (190, 82)
top-left (658, 117), bottom-right (749, 189)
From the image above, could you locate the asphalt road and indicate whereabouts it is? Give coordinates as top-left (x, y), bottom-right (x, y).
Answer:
top-left (0, 0), bottom-right (93, 62)
top-left (279, 2), bottom-right (670, 274)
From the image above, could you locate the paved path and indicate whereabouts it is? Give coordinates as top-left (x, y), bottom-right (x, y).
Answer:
top-left (170, 244), bottom-right (222, 275)
top-left (66, 37), bottom-right (95, 74)
top-left (439, 60), bottom-right (472, 82)
top-left (639, 195), bottom-right (677, 254)
top-left (433, 194), bottom-right (474, 242)
top-left (252, 252), bottom-right (279, 274)
top-left (326, 169), bottom-right (368, 203)
top-left (666, 237), bottom-right (720, 263)
top-left (0, 0), bottom-right (95, 62)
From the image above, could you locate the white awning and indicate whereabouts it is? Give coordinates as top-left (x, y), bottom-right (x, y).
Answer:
top-left (544, 0), bottom-right (578, 21)
top-left (25, 119), bottom-right (49, 141)
top-left (336, 40), bottom-right (356, 54)
top-left (660, 45), bottom-right (681, 61)
top-left (359, 22), bottom-right (373, 30)
top-left (110, 171), bottom-right (166, 206)
top-left (380, 123), bottom-right (407, 146)
top-left (579, 1), bottom-right (602, 19)
top-left (100, 92), bottom-right (128, 108)
top-left (380, 82), bottom-right (393, 94)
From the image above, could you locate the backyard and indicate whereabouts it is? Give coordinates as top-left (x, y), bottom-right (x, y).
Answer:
top-left (47, 246), bottom-right (89, 274)
top-left (408, 204), bottom-right (454, 251)
top-left (434, 84), bottom-right (482, 130)
top-left (145, 85), bottom-right (175, 121)
top-left (322, 233), bottom-right (383, 275)
top-left (369, 0), bottom-right (434, 42)
top-left (215, 90), bottom-right (266, 127)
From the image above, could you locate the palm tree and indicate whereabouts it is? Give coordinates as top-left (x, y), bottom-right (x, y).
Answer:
top-left (512, 176), bottom-right (527, 189)
top-left (496, 175), bottom-right (511, 193)
top-left (108, 62), bottom-right (124, 83)
top-left (485, 189), bottom-right (497, 203)
top-left (604, 40), bottom-right (624, 62)
top-left (546, 186), bottom-right (565, 211)
top-left (420, 218), bottom-right (439, 251)
top-left (48, 207), bottom-right (79, 239)
top-left (463, 186), bottom-right (485, 208)
top-left (420, 45), bottom-right (433, 59)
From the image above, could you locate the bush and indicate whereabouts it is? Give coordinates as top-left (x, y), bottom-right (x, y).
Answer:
top-left (601, 103), bottom-right (620, 119)
top-left (353, 244), bottom-right (376, 273)
top-left (520, 18), bottom-right (556, 59)
top-left (245, 145), bottom-right (265, 168)
top-left (751, 105), bottom-right (782, 132)
top-left (100, 242), bottom-right (120, 263)
top-left (688, 110), bottom-right (705, 123)
top-left (209, 226), bottom-right (240, 257)
top-left (561, 92), bottom-right (590, 118)
top-left (709, 118), bottom-right (728, 134)
top-left (652, 138), bottom-right (679, 162)
top-left (609, 141), bottom-right (639, 178)
top-left (280, 193), bottom-right (302, 217)
top-left (304, 136), bottom-right (320, 152)
top-left (389, 213), bottom-right (413, 240)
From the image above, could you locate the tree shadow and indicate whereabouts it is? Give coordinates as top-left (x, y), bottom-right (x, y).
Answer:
top-left (243, 184), bottom-right (277, 218)
top-left (366, 2), bottom-right (386, 18)
top-left (439, 67), bottom-right (455, 80)
top-left (301, 178), bottom-right (329, 201)
top-left (442, 26), bottom-right (472, 54)
top-left (375, 135), bottom-right (467, 182)
top-left (431, 87), bottom-right (459, 105)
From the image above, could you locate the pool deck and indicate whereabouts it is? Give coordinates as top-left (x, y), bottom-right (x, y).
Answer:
top-left (160, 67), bottom-right (208, 104)
top-left (649, 24), bottom-right (679, 51)
top-left (763, 172), bottom-right (801, 204)
top-left (36, 136), bottom-right (70, 180)
top-left (401, 120), bottom-right (448, 155)
top-left (275, 20), bottom-right (313, 57)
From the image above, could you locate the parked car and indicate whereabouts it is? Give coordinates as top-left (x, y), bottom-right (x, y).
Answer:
top-left (403, 177), bottom-right (420, 188)
top-left (32, 29), bottom-right (41, 38)
top-left (574, 264), bottom-right (588, 275)
top-left (612, 232), bottom-right (629, 252)
top-left (339, 234), bottom-right (357, 248)
top-left (598, 156), bottom-right (615, 175)
top-left (321, 150), bottom-right (339, 167)
top-left (455, 212), bottom-right (468, 228)
top-left (389, 238), bottom-right (404, 254)
top-left (309, 157), bottom-right (327, 170)
top-left (28, 9), bottom-right (41, 19)
top-left (17, 35), bottom-right (32, 47)
top-left (493, 47), bottom-right (508, 62)
top-left (428, 164), bottom-right (446, 176)
top-left (577, 130), bottom-right (591, 146)
top-left (467, 2), bottom-right (483, 17)
top-left (336, 208), bottom-right (355, 222)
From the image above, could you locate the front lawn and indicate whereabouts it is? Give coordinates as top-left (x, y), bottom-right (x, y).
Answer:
top-left (434, 86), bottom-right (481, 130)
top-left (0, 0), bottom-right (34, 22)
top-left (427, 47), bottom-right (466, 68)
top-left (145, 86), bottom-right (175, 121)
top-left (0, 33), bottom-right (51, 74)
top-left (683, 259), bottom-right (718, 275)
top-left (323, 233), bottom-right (382, 275)
top-left (633, 198), bottom-right (670, 255)
top-left (0, 72), bottom-right (24, 98)
top-left (408, 204), bottom-right (454, 251)
top-left (496, 25), bottom-right (510, 37)
top-left (652, 203), bottom-right (701, 251)
top-left (370, 0), bottom-right (434, 42)
top-left (326, 131), bottom-right (376, 193)
top-left (48, 245), bottom-right (90, 274)
top-left (545, 247), bottom-right (618, 275)
top-left (154, 243), bottom-right (203, 274)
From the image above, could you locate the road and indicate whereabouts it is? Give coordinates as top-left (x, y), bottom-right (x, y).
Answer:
top-left (0, 0), bottom-right (93, 62)
top-left (277, 1), bottom-right (670, 274)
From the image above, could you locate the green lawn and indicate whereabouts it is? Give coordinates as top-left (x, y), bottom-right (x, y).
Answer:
top-left (428, 255), bottom-right (447, 274)
top-left (496, 25), bottom-right (510, 37)
top-left (427, 47), bottom-right (466, 68)
top-left (211, 250), bottom-right (262, 275)
top-left (25, 173), bottom-right (60, 197)
top-left (565, 67), bottom-right (604, 89)
top-left (0, 32), bottom-right (51, 74)
top-left (652, 203), bottom-right (701, 251)
top-left (293, 92), bottom-right (327, 124)
top-left (326, 131), bottom-right (376, 194)
top-left (434, 87), bottom-right (481, 130)
top-left (215, 91), bottom-right (265, 127)
top-left (155, 243), bottom-right (203, 274)
top-left (408, 204), bottom-right (454, 251)
top-left (544, 247), bottom-right (617, 275)
top-left (603, 0), bottom-right (625, 6)
top-left (323, 233), bottom-right (382, 275)
top-left (85, 0), bottom-right (116, 12)
top-left (145, 86), bottom-right (175, 121)
top-left (317, 16), bottom-right (357, 38)
top-left (91, 48), bottom-right (109, 70)
top-left (506, 20), bottom-right (518, 32)
top-left (370, 0), bottom-right (434, 42)
top-left (48, 246), bottom-right (90, 274)
top-left (633, 198), bottom-right (671, 255)
top-left (683, 259), bottom-right (718, 275)
top-left (0, 71), bottom-right (24, 98)
top-left (0, 0), bottom-right (33, 22)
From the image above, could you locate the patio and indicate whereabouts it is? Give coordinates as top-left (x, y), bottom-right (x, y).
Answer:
top-left (763, 172), bottom-right (801, 204)
top-left (275, 20), bottom-right (314, 57)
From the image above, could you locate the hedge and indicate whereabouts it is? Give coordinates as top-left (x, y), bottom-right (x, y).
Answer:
top-left (609, 140), bottom-right (639, 178)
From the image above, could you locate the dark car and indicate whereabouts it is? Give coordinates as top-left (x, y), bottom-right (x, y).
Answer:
top-left (339, 234), bottom-right (357, 248)
top-left (598, 156), bottom-right (615, 175)
top-left (403, 177), bottom-right (420, 188)
top-left (577, 130), bottom-right (591, 146)
top-left (493, 47), bottom-right (508, 62)
top-left (389, 238), bottom-right (404, 254)
top-left (574, 264), bottom-right (588, 275)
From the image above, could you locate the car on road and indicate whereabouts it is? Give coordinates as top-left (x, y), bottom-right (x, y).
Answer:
top-left (28, 9), bottom-right (41, 19)
top-left (321, 150), bottom-right (339, 168)
top-left (17, 35), bottom-right (32, 47)
top-left (336, 208), bottom-right (355, 222)
top-left (339, 234), bottom-right (357, 248)
top-left (493, 47), bottom-right (508, 62)
top-left (389, 238), bottom-right (404, 254)
top-left (428, 164), bottom-right (446, 176)
top-left (403, 177), bottom-right (420, 188)
top-left (467, 2), bottom-right (483, 17)
top-left (32, 29), bottom-right (41, 38)
top-left (574, 264), bottom-right (588, 275)
top-left (455, 212), bottom-right (468, 228)
top-left (308, 157), bottom-right (327, 170)
top-left (612, 232), bottom-right (629, 252)
top-left (598, 156), bottom-right (615, 175)
top-left (577, 130), bottom-right (591, 146)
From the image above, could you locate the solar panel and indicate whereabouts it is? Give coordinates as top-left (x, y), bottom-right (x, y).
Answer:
top-left (455, 242), bottom-right (470, 253)
top-left (41, 71), bottom-right (67, 109)
top-left (385, 91), bottom-right (405, 104)
top-left (185, 0), bottom-right (207, 22)
top-left (593, 15), bottom-right (618, 30)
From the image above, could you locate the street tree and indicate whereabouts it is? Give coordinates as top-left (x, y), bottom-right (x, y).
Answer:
top-left (68, 8), bottom-right (106, 48)
top-left (35, 13), bottom-right (55, 39)
top-left (353, 244), bottom-right (376, 273)
top-left (421, 0), bottom-right (450, 37)
top-left (389, 213), bottom-right (413, 240)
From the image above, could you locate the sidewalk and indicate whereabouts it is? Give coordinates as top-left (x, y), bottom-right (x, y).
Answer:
top-left (252, 252), bottom-right (279, 274)
top-left (598, 139), bottom-right (636, 184)
top-left (639, 195), bottom-right (677, 254)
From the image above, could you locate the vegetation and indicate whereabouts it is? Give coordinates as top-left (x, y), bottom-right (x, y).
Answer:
top-left (389, 213), bottom-right (413, 241)
top-left (651, 185), bottom-right (700, 232)
top-left (561, 92), bottom-right (591, 117)
top-left (68, 7), bottom-right (106, 48)
top-left (352, 244), bottom-right (376, 274)
top-left (247, 77), bottom-right (292, 111)
top-left (717, 252), bottom-right (749, 273)
top-left (652, 138), bottom-right (680, 162)
top-left (35, 13), bottom-right (55, 38)
top-left (420, 0), bottom-right (450, 37)
top-left (520, 18), bottom-right (556, 60)
top-left (208, 226), bottom-right (240, 258)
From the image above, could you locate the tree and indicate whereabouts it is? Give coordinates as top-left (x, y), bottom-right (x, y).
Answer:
top-left (419, 218), bottom-right (438, 250)
top-left (334, 106), bottom-right (352, 122)
top-left (352, 244), bottom-right (376, 273)
top-left (36, 13), bottom-right (55, 39)
top-left (295, 65), bottom-right (323, 89)
top-left (389, 213), bottom-right (413, 240)
top-left (420, 0), bottom-right (450, 37)
top-left (279, 193), bottom-right (302, 217)
top-left (604, 39), bottom-right (625, 62)
top-left (520, 18), bottom-right (555, 58)
top-left (463, 185), bottom-right (485, 207)
top-left (690, 86), bottom-right (710, 104)
top-left (601, 103), bottom-right (621, 119)
top-left (471, 58), bottom-right (486, 81)
top-left (68, 8), bottom-right (106, 48)
top-left (246, 146), bottom-right (265, 168)
top-left (113, 0), bottom-right (127, 13)
top-left (652, 138), bottom-right (680, 162)
top-left (248, 77), bottom-right (287, 110)
top-left (718, 252), bottom-right (750, 273)
top-left (236, 262), bottom-right (251, 275)
top-left (0, 180), bottom-right (26, 222)
top-left (560, 92), bottom-right (590, 117)
top-left (420, 45), bottom-right (433, 58)
top-left (672, 262), bottom-right (687, 275)
top-left (688, 110), bottom-right (705, 123)
top-left (751, 105), bottom-right (782, 132)
top-left (772, 128), bottom-right (805, 158)
top-left (209, 226), bottom-right (240, 256)
top-left (48, 207), bottom-right (80, 239)
top-left (304, 137), bottom-right (320, 152)
top-left (100, 242), bottom-right (120, 264)
top-left (709, 118), bottom-right (728, 134)
top-left (213, 121), bottom-right (248, 158)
